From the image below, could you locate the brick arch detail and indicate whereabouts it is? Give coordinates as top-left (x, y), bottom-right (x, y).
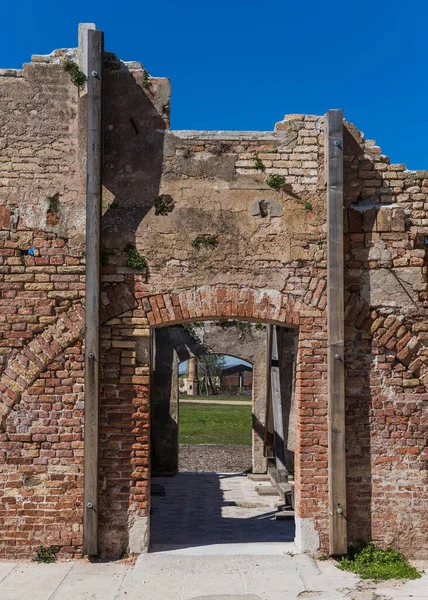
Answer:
top-left (140, 286), bottom-right (310, 327)
top-left (345, 292), bottom-right (428, 387)
top-left (3, 281), bottom-right (426, 432)
top-left (0, 281), bottom-right (139, 431)
top-left (0, 303), bottom-right (85, 429)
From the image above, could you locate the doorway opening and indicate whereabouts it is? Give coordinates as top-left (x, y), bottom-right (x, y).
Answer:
top-left (179, 353), bottom-right (253, 473)
top-left (149, 320), bottom-right (297, 554)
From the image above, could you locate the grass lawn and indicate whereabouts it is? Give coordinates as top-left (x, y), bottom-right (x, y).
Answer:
top-left (180, 394), bottom-right (251, 402)
top-left (179, 403), bottom-right (252, 445)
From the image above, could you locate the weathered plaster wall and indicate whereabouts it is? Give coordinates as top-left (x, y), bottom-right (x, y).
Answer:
top-left (0, 33), bottom-right (426, 559)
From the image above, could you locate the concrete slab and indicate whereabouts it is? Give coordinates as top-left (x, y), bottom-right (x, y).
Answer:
top-left (53, 562), bottom-right (129, 600)
top-left (121, 555), bottom-right (305, 600)
top-left (0, 563), bottom-right (18, 585)
top-left (0, 563), bottom-right (72, 600)
top-left (0, 557), bottom-right (427, 600)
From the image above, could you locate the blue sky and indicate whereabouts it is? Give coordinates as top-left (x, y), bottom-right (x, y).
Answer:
top-left (1, 1), bottom-right (426, 169)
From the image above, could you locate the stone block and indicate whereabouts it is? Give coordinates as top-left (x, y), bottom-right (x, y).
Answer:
top-left (128, 514), bottom-right (149, 554)
top-left (391, 207), bottom-right (406, 232)
top-left (0, 206), bottom-right (11, 229)
top-left (376, 206), bottom-right (392, 232)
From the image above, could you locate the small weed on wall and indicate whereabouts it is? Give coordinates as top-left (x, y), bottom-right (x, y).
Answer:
top-left (142, 70), bottom-right (151, 88)
top-left (191, 235), bottom-right (219, 250)
top-left (32, 545), bottom-right (58, 564)
top-left (154, 194), bottom-right (175, 216)
top-left (266, 174), bottom-right (285, 189)
top-left (125, 244), bottom-right (147, 270)
top-left (254, 155), bottom-right (265, 171)
top-left (63, 60), bottom-right (86, 87)
top-left (101, 249), bottom-right (115, 267)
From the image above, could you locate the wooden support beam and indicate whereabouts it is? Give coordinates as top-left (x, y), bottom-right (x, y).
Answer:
top-left (263, 324), bottom-right (273, 457)
top-left (325, 109), bottom-right (347, 555)
top-left (270, 325), bottom-right (288, 483)
top-left (83, 28), bottom-right (103, 557)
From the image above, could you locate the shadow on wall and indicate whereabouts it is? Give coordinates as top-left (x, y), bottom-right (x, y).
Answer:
top-left (98, 63), bottom-right (166, 556)
top-left (343, 124), bottom-right (387, 547)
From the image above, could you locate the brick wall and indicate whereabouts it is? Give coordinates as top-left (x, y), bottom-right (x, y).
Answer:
top-left (343, 124), bottom-right (428, 556)
top-left (0, 40), bottom-right (426, 558)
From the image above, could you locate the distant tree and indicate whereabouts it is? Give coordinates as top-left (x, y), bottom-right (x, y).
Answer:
top-left (197, 355), bottom-right (226, 395)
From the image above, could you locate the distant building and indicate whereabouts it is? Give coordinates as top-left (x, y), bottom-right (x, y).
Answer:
top-left (179, 363), bottom-right (252, 395)
top-left (221, 364), bottom-right (252, 394)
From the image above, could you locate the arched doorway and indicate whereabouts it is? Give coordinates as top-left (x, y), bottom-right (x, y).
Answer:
top-left (149, 319), bottom-right (298, 553)
top-left (95, 284), bottom-right (326, 557)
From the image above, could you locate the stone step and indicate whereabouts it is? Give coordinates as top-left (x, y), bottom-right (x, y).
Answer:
top-left (247, 473), bottom-right (270, 482)
top-left (255, 486), bottom-right (281, 497)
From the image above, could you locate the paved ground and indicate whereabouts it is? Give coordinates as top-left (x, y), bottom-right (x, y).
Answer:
top-left (1, 472), bottom-right (426, 599)
top-left (151, 473), bottom-right (294, 554)
top-left (1, 555), bottom-right (427, 600)
top-left (179, 446), bottom-right (252, 472)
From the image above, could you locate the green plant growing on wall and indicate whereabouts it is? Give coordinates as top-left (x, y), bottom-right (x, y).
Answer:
top-left (254, 155), bottom-right (265, 171)
top-left (142, 69), bottom-right (150, 88)
top-left (304, 201), bottom-right (313, 211)
top-left (47, 194), bottom-right (60, 213)
top-left (101, 249), bottom-right (115, 267)
top-left (32, 545), bottom-right (58, 564)
top-left (191, 235), bottom-right (219, 250)
top-left (266, 174), bottom-right (285, 189)
top-left (154, 194), bottom-right (175, 216)
top-left (183, 147), bottom-right (193, 159)
top-left (125, 243), bottom-right (147, 270)
top-left (338, 542), bottom-right (422, 581)
top-left (63, 60), bottom-right (86, 87)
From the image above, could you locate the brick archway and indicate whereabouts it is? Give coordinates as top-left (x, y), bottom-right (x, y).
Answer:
top-left (92, 282), bottom-right (330, 554)
top-left (140, 286), bottom-right (304, 327)
top-left (3, 280), bottom-right (426, 556)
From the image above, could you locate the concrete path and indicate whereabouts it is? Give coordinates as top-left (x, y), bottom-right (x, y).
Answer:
top-left (151, 473), bottom-right (295, 554)
top-left (1, 555), bottom-right (427, 600)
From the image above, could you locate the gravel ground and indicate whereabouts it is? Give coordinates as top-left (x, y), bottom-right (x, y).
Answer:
top-left (179, 444), bottom-right (252, 472)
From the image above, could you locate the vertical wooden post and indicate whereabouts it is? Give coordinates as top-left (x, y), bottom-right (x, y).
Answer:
top-left (325, 109), bottom-right (347, 555)
top-left (270, 325), bottom-right (288, 482)
top-left (263, 324), bottom-right (273, 456)
top-left (83, 28), bottom-right (103, 557)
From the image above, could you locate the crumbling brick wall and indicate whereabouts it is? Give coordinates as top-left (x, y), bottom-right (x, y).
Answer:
top-left (0, 57), bottom-right (86, 558)
top-left (0, 38), bottom-right (426, 559)
top-left (343, 125), bottom-right (428, 555)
